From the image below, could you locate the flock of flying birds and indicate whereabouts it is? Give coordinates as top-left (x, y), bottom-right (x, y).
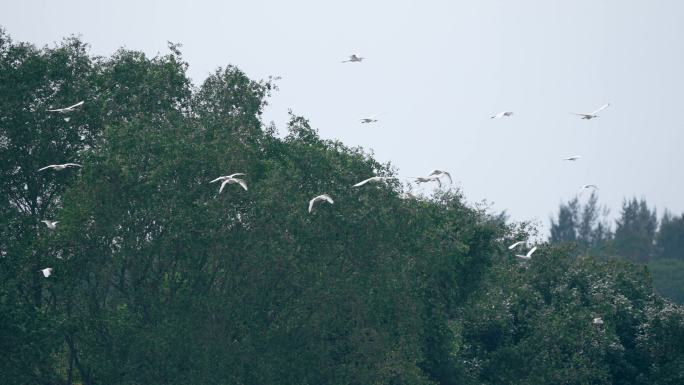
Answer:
top-left (343, 52), bottom-right (610, 260)
top-left (345, 53), bottom-right (608, 195)
top-left (34, 54), bottom-right (612, 278)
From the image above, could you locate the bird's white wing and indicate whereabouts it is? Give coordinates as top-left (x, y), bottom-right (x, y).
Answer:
top-left (59, 100), bottom-right (83, 111)
top-left (67, 101), bottom-right (84, 109)
top-left (235, 179), bottom-right (248, 191)
top-left (322, 194), bottom-right (334, 204)
top-left (442, 172), bottom-right (452, 184)
top-left (353, 177), bottom-right (375, 187)
top-left (209, 176), bottom-right (226, 183)
top-left (47, 101), bottom-right (84, 112)
top-left (38, 165), bottom-right (56, 171)
top-left (228, 173), bottom-right (246, 178)
top-left (591, 103), bottom-right (610, 115)
top-left (308, 197), bottom-right (317, 213)
top-left (64, 163), bottom-right (82, 168)
top-left (526, 246), bottom-right (538, 258)
top-left (219, 179), bottom-right (230, 194)
top-left (571, 112), bottom-right (592, 118)
top-left (508, 241), bottom-right (524, 250)
top-left (429, 170), bottom-right (451, 183)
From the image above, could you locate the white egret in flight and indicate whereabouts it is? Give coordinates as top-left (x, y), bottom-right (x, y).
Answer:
top-left (41, 220), bottom-right (59, 230)
top-left (219, 177), bottom-right (248, 193)
top-left (414, 176), bottom-right (442, 189)
top-left (38, 163), bottom-right (82, 172)
top-left (360, 113), bottom-right (382, 124)
top-left (210, 173), bottom-right (246, 184)
top-left (428, 170), bottom-right (452, 185)
top-left (579, 184), bottom-right (599, 191)
top-left (342, 54), bottom-right (364, 63)
top-left (572, 103), bottom-right (610, 120)
top-left (491, 111), bottom-right (513, 119)
top-left (563, 156), bottom-right (581, 161)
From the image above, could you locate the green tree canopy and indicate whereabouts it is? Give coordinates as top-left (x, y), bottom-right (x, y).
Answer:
top-left (0, 29), bottom-right (506, 385)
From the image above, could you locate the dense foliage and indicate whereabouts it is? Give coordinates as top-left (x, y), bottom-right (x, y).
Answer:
top-left (2, 30), bottom-right (683, 385)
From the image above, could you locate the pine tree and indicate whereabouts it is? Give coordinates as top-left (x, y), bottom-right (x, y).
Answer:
top-left (550, 198), bottom-right (579, 243)
top-left (655, 211), bottom-right (684, 260)
top-left (549, 192), bottom-right (612, 257)
top-left (614, 198), bottom-right (657, 262)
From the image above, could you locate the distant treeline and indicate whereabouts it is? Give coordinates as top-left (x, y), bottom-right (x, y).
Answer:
top-left (1, 29), bottom-right (683, 385)
top-left (549, 193), bottom-right (684, 303)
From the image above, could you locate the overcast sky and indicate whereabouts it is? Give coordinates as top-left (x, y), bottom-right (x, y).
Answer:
top-left (3, 0), bottom-right (683, 234)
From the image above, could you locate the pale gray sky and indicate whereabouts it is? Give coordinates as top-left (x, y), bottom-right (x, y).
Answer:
top-left (4, 0), bottom-right (683, 233)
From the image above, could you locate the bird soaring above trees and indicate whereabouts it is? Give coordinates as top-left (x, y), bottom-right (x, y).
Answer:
top-left (491, 111), bottom-right (513, 119)
top-left (360, 113), bottom-right (382, 124)
top-left (562, 156), bottom-right (582, 161)
top-left (428, 170), bottom-right (452, 185)
top-left (414, 176), bottom-right (442, 189)
top-left (342, 54), bottom-right (364, 63)
top-left (572, 103), bottom-right (610, 120)
top-left (579, 184), bottom-right (599, 191)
